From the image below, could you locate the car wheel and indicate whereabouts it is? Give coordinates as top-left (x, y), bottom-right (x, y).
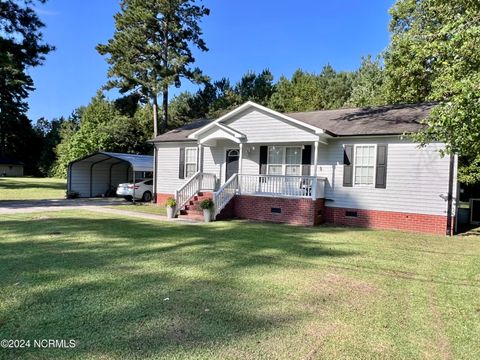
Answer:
top-left (124, 196), bottom-right (133, 202)
top-left (142, 191), bottom-right (152, 202)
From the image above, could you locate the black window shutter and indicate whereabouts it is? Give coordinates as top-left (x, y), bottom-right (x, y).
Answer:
top-left (259, 146), bottom-right (268, 174)
top-left (179, 148), bottom-right (185, 179)
top-left (301, 145), bottom-right (312, 175)
top-left (343, 145), bottom-right (353, 187)
top-left (375, 144), bottom-right (388, 188)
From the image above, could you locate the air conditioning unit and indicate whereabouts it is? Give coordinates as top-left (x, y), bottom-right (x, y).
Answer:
top-left (470, 199), bottom-right (480, 225)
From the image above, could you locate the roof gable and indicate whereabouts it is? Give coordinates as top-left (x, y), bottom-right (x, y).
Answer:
top-left (151, 103), bottom-right (434, 143)
top-left (188, 101), bottom-right (326, 140)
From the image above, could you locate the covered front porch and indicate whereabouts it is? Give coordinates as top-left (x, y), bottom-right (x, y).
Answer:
top-left (175, 138), bottom-right (329, 223)
top-left (173, 102), bottom-right (332, 224)
top-left (175, 170), bottom-right (327, 225)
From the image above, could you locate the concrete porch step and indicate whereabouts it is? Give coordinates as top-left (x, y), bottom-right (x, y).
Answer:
top-left (178, 214), bottom-right (204, 221)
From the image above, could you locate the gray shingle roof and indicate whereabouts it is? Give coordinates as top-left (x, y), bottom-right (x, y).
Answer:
top-left (287, 103), bottom-right (434, 136)
top-left (152, 103), bottom-right (434, 142)
top-left (152, 119), bottom-right (211, 142)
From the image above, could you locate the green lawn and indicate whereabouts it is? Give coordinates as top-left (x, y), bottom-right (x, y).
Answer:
top-left (0, 177), bottom-right (66, 200)
top-left (110, 204), bottom-right (167, 216)
top-left (0, 211), bottom-right (479, 359)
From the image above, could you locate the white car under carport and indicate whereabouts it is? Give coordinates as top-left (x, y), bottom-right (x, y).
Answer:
top-left (67, 152), bottom-right (153, 198)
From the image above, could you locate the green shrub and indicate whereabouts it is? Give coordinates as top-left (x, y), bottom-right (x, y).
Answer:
top-left (164, 197), bottom-right (177, 207)
top-left (199, 198), bottom-right (214, 210)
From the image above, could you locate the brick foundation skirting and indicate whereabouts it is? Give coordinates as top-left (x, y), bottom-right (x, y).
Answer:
top-left (324, 206), bottom-right (450, 235)
top-left (156, 192), bottom-right (213, 206)
top-left (158, 191), bottom-right (451, 235)
top-left (230, 195), bottom-right (325, 226)
top-left (156, 193), bottom-right (174, 206)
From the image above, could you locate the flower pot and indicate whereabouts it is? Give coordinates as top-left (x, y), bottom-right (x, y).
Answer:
top-left (203, 208), bottom-right (212, 223)
top-left (166, 205), bottom-right (176, 219)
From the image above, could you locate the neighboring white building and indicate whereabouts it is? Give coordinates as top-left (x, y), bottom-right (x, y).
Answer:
top-left (0, 156), bottom-right (24, 177)
top-left (152, 102), bottom-right (457, 235)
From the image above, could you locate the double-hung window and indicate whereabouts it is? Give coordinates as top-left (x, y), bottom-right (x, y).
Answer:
top-left (267, 147), bottom-right (284, 175)
top-left (354, 145), bottom-right (375, 185)
top-left (285, 147), bottom-right (302, 175)
top-left (185, 147), bottom-right (198, 178)
top-left (267, 146), bottom-right (302, 176)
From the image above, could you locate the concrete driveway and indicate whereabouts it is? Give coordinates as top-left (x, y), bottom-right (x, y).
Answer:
top-left (0, 197), bottom-right (200, 224)
top-left (0, 198), bottom-right (127, 215)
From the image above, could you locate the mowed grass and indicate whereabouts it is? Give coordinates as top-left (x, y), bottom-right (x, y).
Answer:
top-left (0, 211), bottom-right (479, 359)
top-left (109, 204), bottom-right (167, 216)
top-left (0, 177), bottom-right (66, 200)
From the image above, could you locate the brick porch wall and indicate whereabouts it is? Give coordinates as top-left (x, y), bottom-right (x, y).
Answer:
top-left (156, 192), bottom-right (213, 206)
top-left (232, 195), bottom-right (325, 226)
top-left (324, 206), bottom-right (450, 235)
top-left (156, 193), bottom-right (174, 205)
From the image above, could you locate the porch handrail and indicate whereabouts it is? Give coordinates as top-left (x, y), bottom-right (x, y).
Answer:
top-left (213, 173), bottom-right (239, 217)
top-left (237, 174), bottom-right (326, 199)
top-left (175, 172), bottom-right (216, 211)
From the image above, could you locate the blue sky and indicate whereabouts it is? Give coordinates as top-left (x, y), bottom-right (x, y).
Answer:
top-left (27, 0), bottom-right (394, 121)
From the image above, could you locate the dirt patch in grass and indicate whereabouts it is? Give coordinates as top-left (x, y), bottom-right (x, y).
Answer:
top-left (310, 272), bottom-right (378, 303)
top-left (425, 283), bottom-right (453, 360)
top-left (303, 321), bottom-right (349, 360)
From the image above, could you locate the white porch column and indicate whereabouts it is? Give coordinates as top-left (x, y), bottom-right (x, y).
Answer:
top-left (239, 142), bottom-right (244, 175)
top-left (313, 140), bottom-right (319, 177)
top-left (198, 143), bottom-right (204, 172)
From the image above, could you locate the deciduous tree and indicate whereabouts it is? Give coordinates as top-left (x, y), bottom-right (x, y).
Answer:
top-left (384, 0), bottom-right (480, 183)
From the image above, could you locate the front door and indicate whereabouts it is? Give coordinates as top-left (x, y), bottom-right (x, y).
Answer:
top-left (225, 149), bottom-right (239, 181)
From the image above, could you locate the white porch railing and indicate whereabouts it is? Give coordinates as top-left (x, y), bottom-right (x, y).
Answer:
top-left (175, 172), bottom-right (217, 210)
top-left (238, 174), bottom-right (326, 199)
top-left (213, 173), bottom-right (326, 218)
top-left (213, 174), bottom-right (238, 217)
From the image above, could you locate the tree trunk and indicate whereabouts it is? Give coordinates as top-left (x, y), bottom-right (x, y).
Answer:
top-left (161, 86), bottom-right (168, 133)
top-left (0, 115), bottom-right (7, 156)
top-left (152, 95), bottom-right (159, 138)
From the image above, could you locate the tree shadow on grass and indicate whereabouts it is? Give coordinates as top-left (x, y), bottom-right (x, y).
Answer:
top-left (0, 215), bottom-right (357, 359)
top-left (0, 178), bottom-right (65, 191)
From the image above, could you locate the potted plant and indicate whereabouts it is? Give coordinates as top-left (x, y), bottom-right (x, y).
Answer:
top-left (164, 197), bottom-right (177, 219)
top-left (199, 198), bottom-right (214, 223)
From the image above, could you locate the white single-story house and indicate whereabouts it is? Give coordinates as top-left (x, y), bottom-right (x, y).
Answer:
top-left (67, 152), bottom-right (153, 197)
top-left (151, 101), bottom-right (457, 235)
top-left (0, 156), bottom-right (24, 177)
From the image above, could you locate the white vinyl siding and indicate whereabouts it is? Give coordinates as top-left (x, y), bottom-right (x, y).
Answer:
top-left (155, 135), bottom-right (456, 217)
top-left (318, 137), bottom-right (455, 216)
top-left (156, 143), bottom-right (197, 194)
top-left (224, 108), bottom-right (319, 143)
top-left (354, 145), bottom-right (376, 186)
top-left (203, 145), bottom-right (224, 180)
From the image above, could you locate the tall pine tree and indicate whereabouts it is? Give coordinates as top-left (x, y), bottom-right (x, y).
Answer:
top-left (0, 0), bottom-right (53, 159)
top-left (97, 0), bottom-right (210, 136)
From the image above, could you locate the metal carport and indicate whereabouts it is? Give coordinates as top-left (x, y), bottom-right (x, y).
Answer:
top-left (67, 152), bottom-right (153, 198)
